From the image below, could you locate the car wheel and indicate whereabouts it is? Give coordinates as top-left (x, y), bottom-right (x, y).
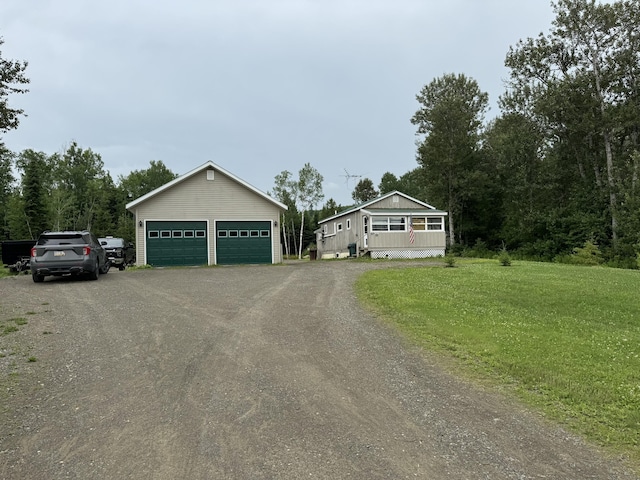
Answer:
top-left (32, 273), bottom-right (44, 283)
top-left (100, 261), bottom-right (110, 274)
top-left (89, 260), bottom-right (99, 280)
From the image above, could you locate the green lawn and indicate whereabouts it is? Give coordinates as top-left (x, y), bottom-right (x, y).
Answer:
top-left (356, 260), bottom-right (640, 463)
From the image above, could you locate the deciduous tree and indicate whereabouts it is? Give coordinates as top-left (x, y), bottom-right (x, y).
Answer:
top-left (0, 37), bottom-right (29, 136)
top-left (503, 0), bottom-right (640, 247)
top-left (378, 172), bottom-right (399, 195)
top-left (352, 178), bottom-right (378, 203)
top-left (118, 160), bottom-right (178, 201)
top-left (296, 163), bottom-right (324, 259)
top-left (271, 170), bottom-right (298, 257)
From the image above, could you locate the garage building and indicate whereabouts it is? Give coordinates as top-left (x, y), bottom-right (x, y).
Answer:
top-left (126, 161), bottom-right (287, 267)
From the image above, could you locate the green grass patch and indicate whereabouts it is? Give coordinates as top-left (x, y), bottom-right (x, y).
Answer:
top-left (0, 318), bottom-right (28, 336)
top-left (356, 261), bottom-right (640, 462)
top-left (128, 264), bottom-right (153, 270)
top-left (1, 325), bottom-right (19, 335)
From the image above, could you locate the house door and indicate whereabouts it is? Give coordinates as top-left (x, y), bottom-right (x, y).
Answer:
top-left (363, 216), bottom-right (368, 248)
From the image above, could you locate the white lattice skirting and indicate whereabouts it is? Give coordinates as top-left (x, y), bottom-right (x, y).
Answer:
top-left (370, 249), bottom-right (445, 259)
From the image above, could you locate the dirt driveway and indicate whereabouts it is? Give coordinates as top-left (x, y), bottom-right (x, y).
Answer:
top-left (0, 261), bottom-right (636, 479)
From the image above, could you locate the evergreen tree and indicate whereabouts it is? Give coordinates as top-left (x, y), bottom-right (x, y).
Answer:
top-left (19, 150), bottom-right (48, 238)
top-left (411, 73), bottom-right (489, 245)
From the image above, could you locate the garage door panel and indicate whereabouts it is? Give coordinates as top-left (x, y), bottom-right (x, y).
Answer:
top-left (147, 221), bottom-right (207, 267)
top-left (216, 221), bottom-right (271, 265)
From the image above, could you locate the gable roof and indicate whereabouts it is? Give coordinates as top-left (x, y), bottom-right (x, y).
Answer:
top-left (126, 160), bottom-right (287, 211)
top-left (318, 190), bottom-right (444, 224)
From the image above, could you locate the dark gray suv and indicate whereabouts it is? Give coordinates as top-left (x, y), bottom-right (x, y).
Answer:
top-left (30, 231), bottom-right (109, 282)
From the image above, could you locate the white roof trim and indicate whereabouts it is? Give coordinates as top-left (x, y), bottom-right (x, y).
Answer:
top-left (318, 191), bottom-right (440, 224)
top-left (126, 160), bottom-right (287, 211)
top-left (361, 208), bottom-right (447, 216)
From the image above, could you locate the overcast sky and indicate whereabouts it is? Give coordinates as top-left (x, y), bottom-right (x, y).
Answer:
top-left (1, 1), bottom-right (555, 206)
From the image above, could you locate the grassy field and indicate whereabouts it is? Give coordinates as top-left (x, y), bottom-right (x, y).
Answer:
top-left (356, 259), bottom-right (640, 463)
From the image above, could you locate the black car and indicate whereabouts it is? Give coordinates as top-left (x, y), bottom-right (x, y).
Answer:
top-left (99, 237), bottom-right (135, 270)
top-left (30, 231), bottom-right (109, 282)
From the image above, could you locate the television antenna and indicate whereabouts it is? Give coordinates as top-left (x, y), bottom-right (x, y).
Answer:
top-left (341, 169), bottom-right (362, 189)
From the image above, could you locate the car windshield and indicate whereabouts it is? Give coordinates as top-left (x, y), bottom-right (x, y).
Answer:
top-left (99, 238), bottom-right (124, 248)
top-left (38, 234), bottom-right (86, 246)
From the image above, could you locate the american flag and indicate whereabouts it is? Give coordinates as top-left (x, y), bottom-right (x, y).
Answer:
top-left (409, 216), bottom-right (415, 244)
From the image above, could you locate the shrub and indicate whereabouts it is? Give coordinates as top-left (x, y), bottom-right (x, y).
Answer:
top-left (498, 245), bottom-right (512, 266)
top-left (444, 254), bottom-right (456, 268)
top-left (461, 238), bottom-right (493, 258)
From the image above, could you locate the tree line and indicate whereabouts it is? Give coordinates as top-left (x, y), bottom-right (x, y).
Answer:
top-left (344, 0), bottom-right (640, 267)
top-left (0, 142), bottom-right (177, 243)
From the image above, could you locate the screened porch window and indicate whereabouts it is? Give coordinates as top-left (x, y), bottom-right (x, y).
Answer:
top-left (372, 216), bottom-right (406, 232)
top-left (412, 217), bottom-right (426, 231)
top-left (427, 217), bottom-right (444, 230)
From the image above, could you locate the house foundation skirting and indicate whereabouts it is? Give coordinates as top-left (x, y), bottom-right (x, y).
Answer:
top-left (370, 248), bottom-right (445, 259)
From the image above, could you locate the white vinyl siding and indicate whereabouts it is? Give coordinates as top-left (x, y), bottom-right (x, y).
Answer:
top-left (133, 169), bottom-right (283, 264)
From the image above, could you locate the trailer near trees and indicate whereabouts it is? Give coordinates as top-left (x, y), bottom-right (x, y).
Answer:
top-left (1, 239), bottom-right (36, 272)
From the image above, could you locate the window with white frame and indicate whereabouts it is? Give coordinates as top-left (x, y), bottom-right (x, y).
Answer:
top-left (427, 217), bottom-right (444, 230)
top-left (346, 219), bottom-right (351, 230)
top-left (372, 216), bottom-right (406, 232)
top-left (389, 217), bottom-right (405, 231)
top-left (337, 222), bottom-right (343, 232)
top-left (412, 217), bottom-right (426, 231)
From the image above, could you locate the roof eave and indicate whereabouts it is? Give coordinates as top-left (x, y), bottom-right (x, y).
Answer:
top-left (318, 190), bottom-right (439, 224)
top-left (125, 160), bottom-right (288, 211)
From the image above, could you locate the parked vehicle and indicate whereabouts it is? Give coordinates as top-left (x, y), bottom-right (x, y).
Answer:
top-left (99, 236), bottom-right (135, 270)
top-left (30, 231), bottom-right (109, 282)
top-left (1, 239), bottom-right (37, 273)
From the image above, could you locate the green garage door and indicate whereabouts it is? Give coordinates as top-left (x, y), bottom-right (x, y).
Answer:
top-left (146, 221), bottom-right (208, 267)
top-left (216, 221), bottom-right (272, 265)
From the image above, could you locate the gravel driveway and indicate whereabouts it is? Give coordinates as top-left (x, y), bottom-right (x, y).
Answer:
top-left (0, 261), bottom-right (637, 479)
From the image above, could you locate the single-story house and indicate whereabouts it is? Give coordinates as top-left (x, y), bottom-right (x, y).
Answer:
top-left (316, 191), bottom-right (447, 259)
top-left (126, 161), bottom-right (287, 266)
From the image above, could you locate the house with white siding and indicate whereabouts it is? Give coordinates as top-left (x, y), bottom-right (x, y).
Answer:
top-left (126, 161), bottom-right (287, 266)
top-left (316, 191), bottom-right (447, 259)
